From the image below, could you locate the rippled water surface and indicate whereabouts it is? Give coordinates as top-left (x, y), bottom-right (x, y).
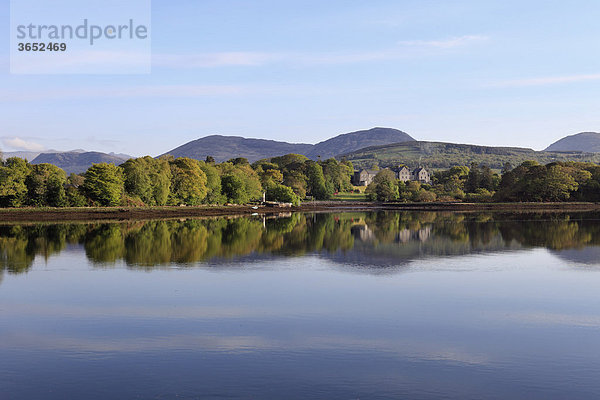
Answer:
top-left (1, 211), bottom-right (600, 399)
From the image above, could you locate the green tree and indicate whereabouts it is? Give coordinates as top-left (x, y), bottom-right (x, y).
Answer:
top-left (0, 157), bottom-right (31, 207)
top-left (82, 163), bottom-right (125, 206)
top-left (539, 165), bottom-right (579, 201)
top-left (221, 174), bottom-right (246, 204)
top-left (218, 162), bottom-right (263, 204)
top-left (169, 158), bottom-right (208, 205)
top-left (25, 163), bottom-right (67, 207)
top-left (466, 162), bottom-right (481, 193)
top-left (65, 173), bottom-right (87, 207)
top-left (198, 161), bottom-right (225, 204)
top-left (266, 184), bottom-right (300, 205)
top-left (305, 161), bottom-right (330, 200)
top-left (122, 157), bottom-right (171, 206)
top-left (366, 169), bottom-right (399, 202)
top-left (284, 170), bottom-right (308, 199)
top-left (321, 158), bottom-right (353, 193)
top-left (495, 161), bottom-right (581, 202)
top-left (479, 165), bottom-right (495, 191)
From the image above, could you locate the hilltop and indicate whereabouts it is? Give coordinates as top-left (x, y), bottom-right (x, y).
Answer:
top-left (32, 151), bottom-right (131, 174)
top-left (162, 127), bottom-right (415, 162)
top-left (545, 132), bottom-right (600, 152)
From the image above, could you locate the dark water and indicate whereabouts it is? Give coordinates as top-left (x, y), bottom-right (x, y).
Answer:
top-left (1, 211), bottom-right (600, 399)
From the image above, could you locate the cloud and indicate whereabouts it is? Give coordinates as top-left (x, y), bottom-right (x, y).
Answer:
top-left (398, 35), bottom-right (489, 49)
top-left (488, 73), bottom-right (600, 88)
top-left (2, 137), bottom-right (45, 151)
top-left (153, 52), bottom-right (278, 68)
top-left (0, 85), bottom-right (250, 102)
top-left (153, 35), bottom-right (488, 68)
top-left (8, 35), bottom-right (487, 73)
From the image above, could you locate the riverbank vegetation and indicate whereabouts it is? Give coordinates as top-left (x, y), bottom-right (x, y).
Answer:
top-left (365, 161), bottom-right (600, 203)
top-left (1, 152), bottom-right (599, 208)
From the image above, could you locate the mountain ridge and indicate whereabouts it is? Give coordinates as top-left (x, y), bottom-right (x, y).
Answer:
top-left (342, 140), bottom-right (600, 170)
top-left (31, 151), bottom-right (131, 174)
top-left (545, 132), bottom-right (600, 152)
top-left (161, 127), bottom-right (415, 162)
top-left (4, 129), bottom-right (600, 174)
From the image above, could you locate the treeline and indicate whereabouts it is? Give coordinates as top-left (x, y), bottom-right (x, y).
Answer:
top-left (0, 154), bottom-right (353, 208)
top-left (366, 161), bottom-right (600, 202)
top-left (1, 152), bottom-right (599, 208)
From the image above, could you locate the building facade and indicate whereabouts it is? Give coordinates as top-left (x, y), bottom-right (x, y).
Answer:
top-left (352, 169), bottom-right (379, 186)
top-left (411, 167), bottom-right (431, 184)
top-left (353, 166), bottom-right (431, 186)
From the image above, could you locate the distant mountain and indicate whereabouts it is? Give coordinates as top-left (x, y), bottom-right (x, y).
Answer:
top-left (545, 132), bottom-right (600, 152)
top-left (161, 127), bottom-right (415, 162)
top-left (307, 127), bottom-right (414, 159)
top-left (2, 151), bottom-right (43, 161)
top-left (161, 135), bottom-right (314, 163)
top-left (343, 141), bottom-right (600, 170)
top-left (32, 151), bottom-right (131, 174)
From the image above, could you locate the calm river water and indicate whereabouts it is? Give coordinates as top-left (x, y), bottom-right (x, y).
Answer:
top-left (1, 211), bottom-right (600, 399)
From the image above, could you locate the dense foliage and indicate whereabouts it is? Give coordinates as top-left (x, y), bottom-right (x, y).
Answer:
top-left (365, 161), bottom-right (600, 203)
top-left (0, 154), bottom-right (355, 207)
top-left (1, 152), bottom-right (599, 207)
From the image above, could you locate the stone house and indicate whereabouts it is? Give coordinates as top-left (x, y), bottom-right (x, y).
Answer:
top-left (353, 166), bottom-right (432, 186)
top-left (411, 167), bottom-right (431, 184)
top-left (396, 166), bottom-right (412, 182)
top-left (352, 169), bottom-right (379, 186)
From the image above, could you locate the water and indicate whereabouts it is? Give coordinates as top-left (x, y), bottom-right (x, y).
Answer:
top-left (1, 211), bottom-right (600, 399)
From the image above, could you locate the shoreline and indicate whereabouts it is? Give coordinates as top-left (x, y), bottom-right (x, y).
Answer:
top-left (0, 201), bottom-right (599, 223)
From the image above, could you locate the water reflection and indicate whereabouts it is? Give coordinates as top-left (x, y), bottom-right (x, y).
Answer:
top-left (2, 212), bottom-right (600, 399)
top-left (1, 212), bottom-right (600, 275)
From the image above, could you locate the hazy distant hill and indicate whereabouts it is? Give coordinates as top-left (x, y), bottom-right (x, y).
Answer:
top-left (162, 127), bottom-right (415, 162)
top-left (2, 151), bottom-right (43, 161)
top-left (545, 132), bottom-right (600, 152)
top-left (161, 135), bottom-right (314, 163)
top-left (343, 141), bottom-right (600, 170)
top-left (32, 151), bottom-right (130, 174)
top-left (307, 127), bottom-right (415, 159)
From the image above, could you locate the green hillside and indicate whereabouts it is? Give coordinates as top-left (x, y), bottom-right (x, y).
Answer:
top-left (342, 141), bottom-right (600, 170)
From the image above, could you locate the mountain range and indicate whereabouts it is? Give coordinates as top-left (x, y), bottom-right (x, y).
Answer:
top-left (160, 127), bottom-right (415, 162)
top-left (2, 129), bottom-right (600, 173)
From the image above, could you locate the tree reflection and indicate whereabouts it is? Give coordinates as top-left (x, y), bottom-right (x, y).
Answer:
top-left (1, 211), bottom-right (600, 273)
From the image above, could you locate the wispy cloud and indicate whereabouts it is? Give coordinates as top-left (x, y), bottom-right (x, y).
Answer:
top-left (0, 85), bottom-right (249, 102)
top-left (153, 35), bottom-right (488, 68)
top-left (398, 35), bottom-right (489, 49)
top-left (8, 35), bottom-right (487, 73)
top-left (153, 52), bottom-right (278, 68)
top-left (488, 73), bottom-right (600, 88)
top-left (1, 137), bottom-right (45, 152)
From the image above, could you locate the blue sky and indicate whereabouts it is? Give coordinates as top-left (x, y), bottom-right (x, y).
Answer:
top-left (1, 0), bottom-right (600, 156)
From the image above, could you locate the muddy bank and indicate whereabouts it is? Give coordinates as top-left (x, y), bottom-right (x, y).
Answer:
top-left (0, 201), bottom-right (599, 223)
